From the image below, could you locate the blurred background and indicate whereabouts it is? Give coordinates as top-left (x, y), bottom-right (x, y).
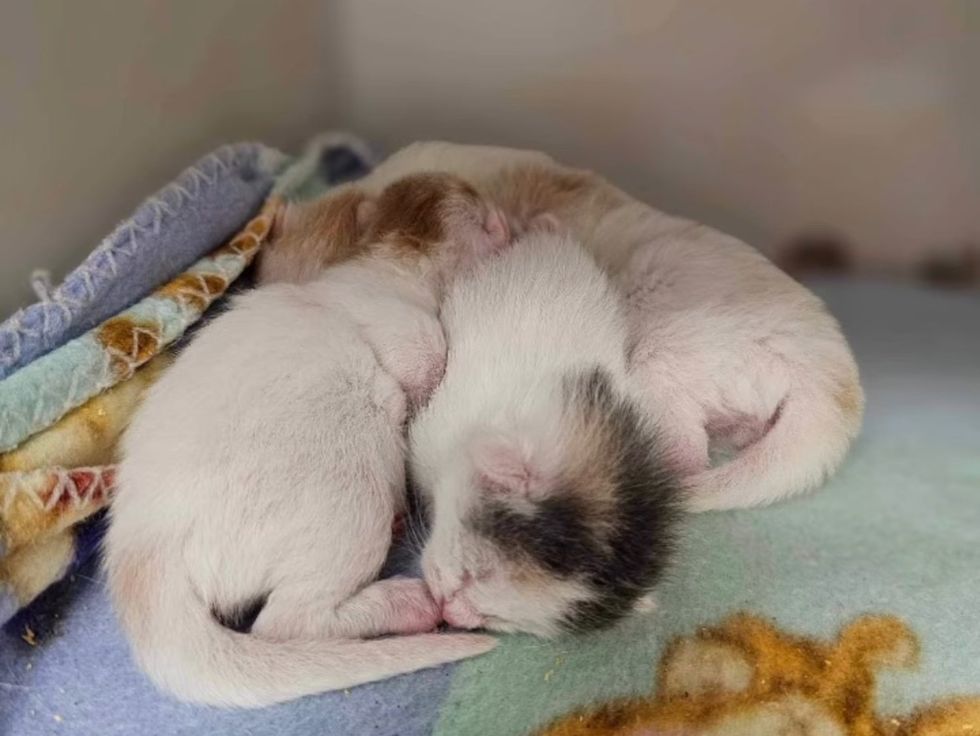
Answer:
top-left (2, 0), bottom-right (978, 316)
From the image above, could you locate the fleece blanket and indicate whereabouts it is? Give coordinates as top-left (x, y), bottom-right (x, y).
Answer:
top-left (0, 144), bottom-right (284, 381)
top-left (0, 134), bottom-right (373, 623)
top-left (2, 282), bottom-right (979, 735)
top-left (2, 140), bottom-right (979, 735)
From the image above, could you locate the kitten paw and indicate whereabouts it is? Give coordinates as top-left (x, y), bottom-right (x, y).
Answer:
top-left (382, 578), bottom-right (443, 634)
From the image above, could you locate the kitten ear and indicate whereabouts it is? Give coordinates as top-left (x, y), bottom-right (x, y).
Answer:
top-left (482, 206), bottom-right (511, 251)
top-left (469, 431), bottom-right (549, 498)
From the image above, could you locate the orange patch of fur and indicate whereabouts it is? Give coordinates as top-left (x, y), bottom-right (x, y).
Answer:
top-left (483, 163), bottom-right (621, 233)
top-left (369, 172), bottom-right (480, 256)
top-left (257, 189), bottom-right (371, 283)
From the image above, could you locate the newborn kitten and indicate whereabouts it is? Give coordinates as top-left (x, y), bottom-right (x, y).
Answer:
top-left (618, 230), bottom-right (862, 511)
top-left (104, 173), bottom-right (510, 708)
top-left (409, 232), bottom-right (682, 637)
top-left (253, 144), bottom-right (554, 287)
top-left (355, 142), bottom-right (865, 512)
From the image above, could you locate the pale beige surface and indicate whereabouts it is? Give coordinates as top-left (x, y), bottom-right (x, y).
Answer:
top-left (3, 1), bottom-right (978, 318)
top-left (336, 0), bottom-right (980, 272)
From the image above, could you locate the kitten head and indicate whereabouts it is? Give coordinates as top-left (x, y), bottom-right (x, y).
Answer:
top-left (258, 188), bottom-right (375, 284)
top-left (414, 368), bottom-right (681, 637)
top-left (366, 172), bottom-right (511, 285)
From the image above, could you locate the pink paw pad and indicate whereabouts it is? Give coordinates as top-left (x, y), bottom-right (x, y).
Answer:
top-left (384, 579), bottom-right (442, 634)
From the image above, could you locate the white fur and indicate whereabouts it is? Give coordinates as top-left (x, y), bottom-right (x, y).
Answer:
top-left (371, 141), bottom-right (864, 511)
top-left (409, 233), bottom-right (630, 637)
top-left (619, 227), bottom-right (863, 511)
top-left (106, 248), bottom-right (500, 707)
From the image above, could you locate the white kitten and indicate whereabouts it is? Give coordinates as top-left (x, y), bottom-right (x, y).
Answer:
top-left (618, 227), bottom-right (863, 511)
top-left (105, 173), bottom-right (509, 708)
top-left (409, 232), bottom-right (681, 637)
top-left (359, 142), bottom-right (865, 511)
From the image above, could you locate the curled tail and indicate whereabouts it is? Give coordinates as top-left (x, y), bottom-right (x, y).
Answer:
top-left (686, 382), bottom-right (863, 512)
top-left (107, 546), bottom-right (494, 708)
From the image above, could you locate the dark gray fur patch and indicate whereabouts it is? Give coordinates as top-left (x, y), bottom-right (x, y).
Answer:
top-left (211, 592), bottom-right (268, 634)
top-left (469, 366), bottom-right (682, 632)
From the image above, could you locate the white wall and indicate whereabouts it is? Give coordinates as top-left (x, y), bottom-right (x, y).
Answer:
top-left (336, 0), bottom-right (980, 272)
top-left (0, 0), bottom-right (343, 316)
top-left (3, 1), bottom-right (978, 318)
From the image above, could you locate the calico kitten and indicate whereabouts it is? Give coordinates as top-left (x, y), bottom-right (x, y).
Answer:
top-left (409, 232), bottom-right (681, 636)
top-left (342, 142), bottom-right (865, 511)
top-left (105, 173), bottom-right (510, 707)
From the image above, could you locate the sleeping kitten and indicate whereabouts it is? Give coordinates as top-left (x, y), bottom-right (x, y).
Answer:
top-left (105, 173), bottom-right (510, 708)
top-left (328, 142), bottom-right (864, 512)
top-left (480, 158), bottom-right (863, 511)
top-left (253, 144), bottom-right (554, 288)
top-left (409, 231), bottom-right (682, 637)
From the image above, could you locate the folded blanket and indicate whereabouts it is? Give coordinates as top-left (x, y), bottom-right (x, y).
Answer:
top-left (0, 362), bottom-right (172, 620)
top-left (0, 143), bottom-right (287, 379)
top-left (0, 354), bottom-right (171, 476)
top-left (0, 202), bottom-right (279, 454)
top-left (0, 468), bottom-right (115, 622)
top-left (0, 133), bottom-right (374, 625)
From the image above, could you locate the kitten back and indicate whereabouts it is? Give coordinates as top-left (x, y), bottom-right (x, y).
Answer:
top-left (367, 172), bottom-right (482, 255)
top-left (257, 188), bottom-right (371, 284)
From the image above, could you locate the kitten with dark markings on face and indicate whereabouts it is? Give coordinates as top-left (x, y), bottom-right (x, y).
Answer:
top-left (409, 231), bottom-right (682, 637)
top-left (341, 142), bottom-right (865, 513)
top-left (105, 172), bottom-right (511, 708)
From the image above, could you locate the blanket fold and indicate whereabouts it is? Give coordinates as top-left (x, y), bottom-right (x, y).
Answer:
top-left (0, 143), bottom-right (288, 379)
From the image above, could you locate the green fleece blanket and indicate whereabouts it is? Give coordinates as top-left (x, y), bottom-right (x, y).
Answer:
top-left (436, 280), bottom-right (980, 736)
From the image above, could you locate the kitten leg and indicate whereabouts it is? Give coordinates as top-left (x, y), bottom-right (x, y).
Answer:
top-left (360, 311), bottom-right (447, 409)
top-left (330, 577), bottom-right (443, 636)
top-left (661, 417), bottom-right (710, 478)
top-left (629, 382), bottom-right (710, 477)
top-left (253, 577), bottom-right (441, 641)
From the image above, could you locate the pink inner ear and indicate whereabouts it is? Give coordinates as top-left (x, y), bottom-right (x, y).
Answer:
top-left (483, 207), bottom-right (511, 250)
top-left (471, 434), bottom-right (543, 497)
